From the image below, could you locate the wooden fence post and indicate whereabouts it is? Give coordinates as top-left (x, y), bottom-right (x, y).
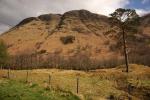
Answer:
top-left (26, 70), bottom-right (29, 83)
top-left (7, 68), bottom-right (10, 79)
top-left (128, 83), bottom-right (132, 100)
top-left (77, 77), bottom-right (79, 94)
top-left (48, 74), bottom-right (51, 85)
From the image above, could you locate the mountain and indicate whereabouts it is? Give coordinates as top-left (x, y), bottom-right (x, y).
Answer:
top-left (0, 10), bottom-right (150, 64)
top-left (140, 13), bottom-right (150, 36)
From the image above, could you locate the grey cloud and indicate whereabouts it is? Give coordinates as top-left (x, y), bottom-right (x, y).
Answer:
top-left (0, 0), bottom-right (95, 34)
top-left (0, 0), bottom-right (149, 34)
top-left (0, 23), bottom-right (11, 33)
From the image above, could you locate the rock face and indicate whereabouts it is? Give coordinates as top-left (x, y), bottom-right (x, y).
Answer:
top-left (0, 10), bottom-right (150, 62)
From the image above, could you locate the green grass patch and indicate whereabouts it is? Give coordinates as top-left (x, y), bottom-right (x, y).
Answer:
top-left (0, 79), bottom-right (80, 100)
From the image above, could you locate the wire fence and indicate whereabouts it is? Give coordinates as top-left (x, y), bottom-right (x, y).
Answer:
top-left (0, 68), bottom-right (149, 100)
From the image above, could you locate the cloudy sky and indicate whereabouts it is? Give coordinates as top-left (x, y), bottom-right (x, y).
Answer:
top-left (0, 0), bottom-right (150, 34)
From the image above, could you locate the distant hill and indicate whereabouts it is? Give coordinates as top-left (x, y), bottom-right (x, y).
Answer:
top-left (0, 10), bottom-right (150, 66)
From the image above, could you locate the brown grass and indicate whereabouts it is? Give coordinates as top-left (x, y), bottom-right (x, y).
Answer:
top-left (0, 64), bottom-right (150, 100)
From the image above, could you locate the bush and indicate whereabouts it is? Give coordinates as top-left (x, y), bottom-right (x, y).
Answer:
top-left (0, 40), bottom-right (9, 66)
top-left (38, 50), bottom-right (47, 54)
top-left (60, 35), bottom-right (75, 44)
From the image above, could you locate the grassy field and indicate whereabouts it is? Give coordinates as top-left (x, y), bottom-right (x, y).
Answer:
top-left (0, 79), bottom-right (80, 100)
top-left (0, 64), bottom-right (150, 100)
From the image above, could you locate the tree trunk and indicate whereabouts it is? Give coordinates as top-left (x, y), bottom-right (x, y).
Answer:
top-left (122, 27), bottom-right (129, 72)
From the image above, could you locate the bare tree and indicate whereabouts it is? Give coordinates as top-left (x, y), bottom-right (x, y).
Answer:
top-left (110, 8), bottom-right (139, 72)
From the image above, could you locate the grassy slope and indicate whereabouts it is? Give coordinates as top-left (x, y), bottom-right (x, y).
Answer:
top-left (0, 64), bottom-right (150, 100)
top-left (0, 79), bottom-right (80, 100)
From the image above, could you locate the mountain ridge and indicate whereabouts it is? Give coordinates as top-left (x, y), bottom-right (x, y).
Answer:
top-left (0, 9), bottom-right (150, 65)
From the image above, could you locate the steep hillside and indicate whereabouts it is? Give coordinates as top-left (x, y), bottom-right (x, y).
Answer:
top-left (140, 13), bottom-right (150, 36)
top-left (0, 10), bottom-right (119, 59)
top-left (0, 14), bottom-right (61, 55)
top-left (127, 14), bottom-right (150, 65)
top-left (0, 10), bottom-right (149, 63)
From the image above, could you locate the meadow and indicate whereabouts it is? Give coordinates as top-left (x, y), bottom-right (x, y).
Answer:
top-left (0, 64), bottom-right (150, 100)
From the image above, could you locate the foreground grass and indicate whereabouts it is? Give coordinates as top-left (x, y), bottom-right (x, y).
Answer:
top-left (0, 79), bottom-right (80, 100)
top-left (0, 64), bottom-right (150, 100)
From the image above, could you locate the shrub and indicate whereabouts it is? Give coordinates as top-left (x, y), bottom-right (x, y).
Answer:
top-left (60, 35), bottom-right (75, 44)
top-left (35, 42), bottom-right (43, 49)
top-left (38, 50), bottom-right (46, 54)
top-left (45, 22), bottom-right (50, 25)
top-left (72, 27), bottom-right (90, 34)
top-left (31, 23), bottom-right (36, 25)
top-left (37, 27), bottom-right (42, 30)
top-left (72, 27), bottom-right (84, 33)
top-left (104, 29), bottom-right (116, 35)
top-left (0, 40), bottom-right (9, 66)
top-left (109, 44), bottom-right (117, 51)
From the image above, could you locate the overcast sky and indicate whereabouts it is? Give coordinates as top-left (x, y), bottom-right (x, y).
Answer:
top-left (0, 0), bottom-right (150, 34)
